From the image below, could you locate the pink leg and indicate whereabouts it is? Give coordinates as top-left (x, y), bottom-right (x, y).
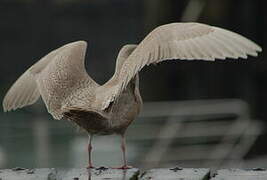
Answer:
top-left (87, 135), bottom-right (94, 169)
top-left (116, 134), bottom-right (132, 169)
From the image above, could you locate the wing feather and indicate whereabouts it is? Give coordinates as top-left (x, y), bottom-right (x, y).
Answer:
top-left (3, 41), bottom-right (97, 120)
top-left (98, 22), bottom-right (262, 110)
top-left (3, 71), bottom-right (40, 111)
top-left (3, 43), bottom-right (68, 112)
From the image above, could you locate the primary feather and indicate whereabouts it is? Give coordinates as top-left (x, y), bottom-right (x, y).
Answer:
top-left (3, 71), bottom-right (40, 112)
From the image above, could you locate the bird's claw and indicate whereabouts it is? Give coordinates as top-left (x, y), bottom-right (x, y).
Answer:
top-left (86, 165), bottom-right (95, 169)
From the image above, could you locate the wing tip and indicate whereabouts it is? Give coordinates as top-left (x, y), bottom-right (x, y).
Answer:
top-left (250, 42), bottom-right (262, 54)
top-left (256, 45), bottom-right (262, 53)
top-left (2, 102), bottom-right (14, 112)
top-left (2, 90), bottom-right (17, 112)
top-left (2, 106), bottom-right (7, 112)
top-left (2, 104), bottom-right (12, 112)
top-left (2, 96), bottom-right (9, 112)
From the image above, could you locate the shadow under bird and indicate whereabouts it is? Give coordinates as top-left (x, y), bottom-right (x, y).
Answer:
top-left (2, 23), bottom-right (262, 169)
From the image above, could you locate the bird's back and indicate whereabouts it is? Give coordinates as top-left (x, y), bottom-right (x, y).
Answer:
top-left (62, 74), bottom-right (142, 135)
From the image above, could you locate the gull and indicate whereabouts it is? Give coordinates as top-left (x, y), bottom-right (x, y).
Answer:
top-left (2, 23), bottom-right (262, 169)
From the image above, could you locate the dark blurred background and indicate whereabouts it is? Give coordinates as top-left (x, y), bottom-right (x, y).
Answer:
top-left (0, 0), bottom-right (266, 169)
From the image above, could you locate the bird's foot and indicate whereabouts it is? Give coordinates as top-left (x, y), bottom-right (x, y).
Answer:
top-left (112, 165), bottom-right (133, 170)
top-left (86, 165), bottom-right (95, 169)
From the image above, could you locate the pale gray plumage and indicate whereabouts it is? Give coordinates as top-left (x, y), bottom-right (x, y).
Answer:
top-left (2, 22), bottom-right (262, 168)
top-left (97, 23), bottom-right (262, 110)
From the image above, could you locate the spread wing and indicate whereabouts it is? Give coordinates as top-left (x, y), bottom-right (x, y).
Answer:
top-left (3, 41), bottom-right (98, 119)
top-left (99, 22), bottom-right (262, 109)
top-left (3, 44), bottom-right (62, 112)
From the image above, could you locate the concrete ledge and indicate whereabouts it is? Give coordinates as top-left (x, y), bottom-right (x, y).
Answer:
top-left (140, 167), bottom-right (210, 180)
top-left (0, 167), bottom-right (139, 180)
top-left (211, 168), bottom-right (267, 180)
top-left (1, 167), bottom-right (267, 180)
top-left (55, 167), bottom-right (139, 180)
top-left (0, 168), bottom-right (56, 180)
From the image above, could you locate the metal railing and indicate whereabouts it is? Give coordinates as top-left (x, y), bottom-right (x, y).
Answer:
top-left (126, 99), bottom-right (262, 169)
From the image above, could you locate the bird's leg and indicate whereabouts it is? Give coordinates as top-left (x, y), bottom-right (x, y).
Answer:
top-left (87, 134), bottom-right (94, 169)
top-left (116, 134), bottom-right (132, 169)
